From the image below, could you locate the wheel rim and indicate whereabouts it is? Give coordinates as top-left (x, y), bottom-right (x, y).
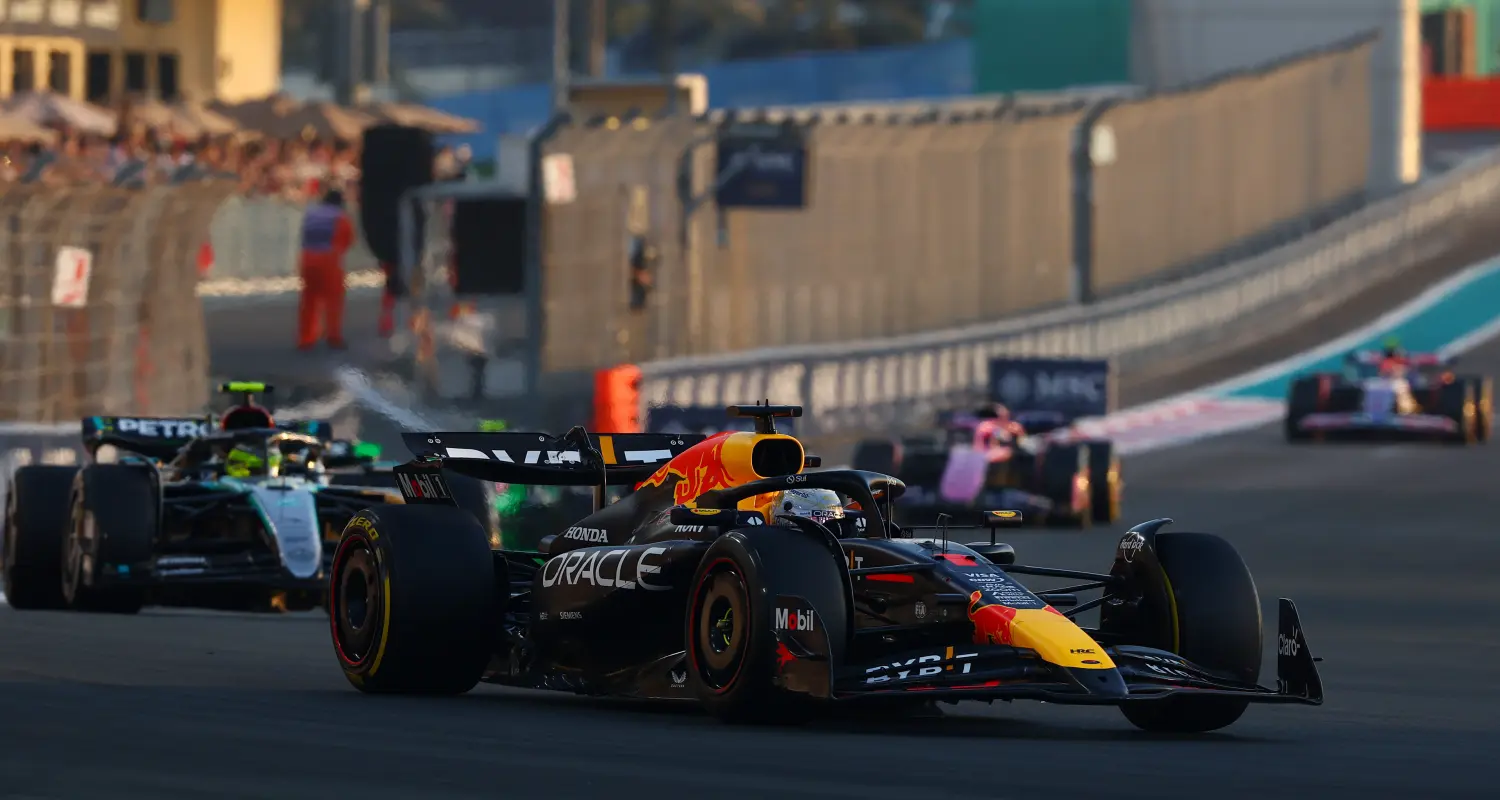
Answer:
top-left (62, 504), bottom-right (90, 602)
top-left (330, 536), bottom-right (382, 666)
top-left (2, 488), bottom-right (17, 580)
top-left (1108, 462), bottom-right (1123, 520)
top-left (691, 560), bottom-right (748, 693)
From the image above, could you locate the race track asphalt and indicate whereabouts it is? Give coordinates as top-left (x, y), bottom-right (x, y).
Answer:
top-left (3, 339), bottom-right (1497, 798)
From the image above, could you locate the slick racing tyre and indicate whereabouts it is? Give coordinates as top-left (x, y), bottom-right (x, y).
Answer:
top-left (1436, 380), bottom-right (1480, 445)
top-left (1284, 376), bottom-right (1320, 443)
top-left (64, 466), bottom-right (154, 614)
top-left (329, 506), bottom-right (497, 694)
top-left (2, 465), bottom-right (77, 610)
top-left (686, 528), bottom-right (849, 725)
top-left (1083, 440), bottom-right (1122, 524)
top-left (850, 438), bottom-right (899, 477)
top-left (1119, 532), bottom-right (1262, 733)
top-left (1038, 444), bottom-right (1091, 528)
top-left (1456, 376), bottom-right (1492, 443)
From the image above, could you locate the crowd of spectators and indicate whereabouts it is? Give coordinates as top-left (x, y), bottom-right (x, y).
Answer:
top-left (0, 102), bottom-right (475, 205)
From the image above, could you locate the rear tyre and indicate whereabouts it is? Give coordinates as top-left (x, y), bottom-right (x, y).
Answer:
top-left (1436, 381), bottom-right (1478, 445)
top-left (63, 466), bottom-right (153, 614)
top-left (329, 506), bottom-right (497, 694)
top-left (1, 466), bottom-right (77, 610)
top-left (1284, 377), bottom-right (1320, 443)
top-left (1084, 440), bottom-right (1122, 524)
top-left (1458, 376), bottom-right (1492, 443)
top-left (850, 438), bottom-right (899, 477)
top-left (1120, 532), bottom-right (1262, 733)
top-left (1039, 444), bottom-right (1091, 528)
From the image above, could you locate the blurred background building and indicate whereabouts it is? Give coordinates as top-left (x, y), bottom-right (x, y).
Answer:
top-left (270, 0), bottom-right (1473, 197)
top-left (0, 0), bottom-right (281, 103)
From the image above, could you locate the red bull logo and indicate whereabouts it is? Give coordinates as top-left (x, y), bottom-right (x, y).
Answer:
top-left (635, 431), bottom-right (742, 506)
top-left (775, 641), bottom-right (796, 672)
top-left (967, 590), bottom-right (1018, 645)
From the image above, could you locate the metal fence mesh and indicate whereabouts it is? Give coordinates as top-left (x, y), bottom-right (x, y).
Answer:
top-left (0, 183), bottom-right (234, 423)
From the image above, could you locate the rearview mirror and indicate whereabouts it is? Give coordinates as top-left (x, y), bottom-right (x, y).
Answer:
top-left (981, 510), bottom-right (1022, 544)
top-left (984, 510), bottom-right (1023, 526)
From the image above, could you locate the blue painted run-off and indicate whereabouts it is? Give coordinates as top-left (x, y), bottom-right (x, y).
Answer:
top-left (1224, 262), bottom-right (1500, 400)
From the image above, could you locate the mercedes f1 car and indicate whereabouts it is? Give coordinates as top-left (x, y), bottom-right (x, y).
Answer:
top-left (0, 382), bottom-right (488, 613)
top-left (1285, 348), bottom-right (1493, 444)
top-left (327, 404), bottom-right (1322, 733)
top-left (850, 408), bottom-right (1120, 527)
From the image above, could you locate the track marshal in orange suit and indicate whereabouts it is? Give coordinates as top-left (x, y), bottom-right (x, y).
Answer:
top-left (298, 188), bottom-right (355, 350)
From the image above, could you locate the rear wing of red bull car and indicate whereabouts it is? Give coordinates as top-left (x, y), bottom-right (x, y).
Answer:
top-left (393, 428), bottom-right (708, 505)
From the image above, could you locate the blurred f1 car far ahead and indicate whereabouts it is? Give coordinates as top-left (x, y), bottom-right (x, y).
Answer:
top-left (850, 357), bottom-right (1122, 528)
top-left (1284, 343), bottom-right (1493, 445)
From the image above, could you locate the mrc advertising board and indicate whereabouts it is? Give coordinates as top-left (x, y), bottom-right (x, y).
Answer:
top-left (987, 357), bottom-right (1114, 421)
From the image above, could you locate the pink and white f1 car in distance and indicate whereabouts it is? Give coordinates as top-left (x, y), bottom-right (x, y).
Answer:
top-left (1284, 347), bottom-right (1492, 444)
top-left (849, 408), bottom-right (1122, 528)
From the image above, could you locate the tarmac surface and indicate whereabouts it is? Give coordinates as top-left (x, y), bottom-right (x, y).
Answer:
top-left (4, 248), bottom-right (1498, 798)
top-left (2, 318), bottom-right (1497, 798)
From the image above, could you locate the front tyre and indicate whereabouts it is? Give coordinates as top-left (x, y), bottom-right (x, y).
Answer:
top-left (63, 466), bottom-right (153, 614)
top-left (1120, 532), bottom-right (1262, 733)
top-left (329, 506), bottom-right (497, 694)
top-left (686, 532), bottom-right (839, 725)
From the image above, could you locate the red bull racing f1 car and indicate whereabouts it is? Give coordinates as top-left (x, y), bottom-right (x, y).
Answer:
top-left (327, 405), bottom-right (1322, 733)
top-left (1284, 347), bottom-right (1492, 444)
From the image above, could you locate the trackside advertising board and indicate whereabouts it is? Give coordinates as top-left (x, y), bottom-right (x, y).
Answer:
top-left (988, 357), bottom-right (1114, 422)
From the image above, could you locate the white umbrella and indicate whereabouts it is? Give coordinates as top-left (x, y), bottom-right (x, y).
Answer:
top-left (3, 91), bottom-right (116, 136)
top-left (123, 99), bottom-right (241, 137)
top-left (0, 111), bottom-right (58, 143)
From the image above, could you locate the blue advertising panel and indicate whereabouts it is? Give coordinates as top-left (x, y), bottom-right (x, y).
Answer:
top-left (987, 357), bottom-right (1112, 421)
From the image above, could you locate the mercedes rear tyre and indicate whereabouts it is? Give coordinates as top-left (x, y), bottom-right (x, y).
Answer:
top-left (1, 466), bottom-right (77, 610)
top-left (329, 506), bottom-right (497, 694)
top-left (1119, 532), bottom-right (1262, 733)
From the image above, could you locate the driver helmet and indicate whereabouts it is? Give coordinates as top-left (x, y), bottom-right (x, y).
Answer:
top-left (225, 443), bottom-right (280, 478)
top-left (1382, 335), bottom-right (1403, 359)
top-left (770, 488), bottom-right (845, 526)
